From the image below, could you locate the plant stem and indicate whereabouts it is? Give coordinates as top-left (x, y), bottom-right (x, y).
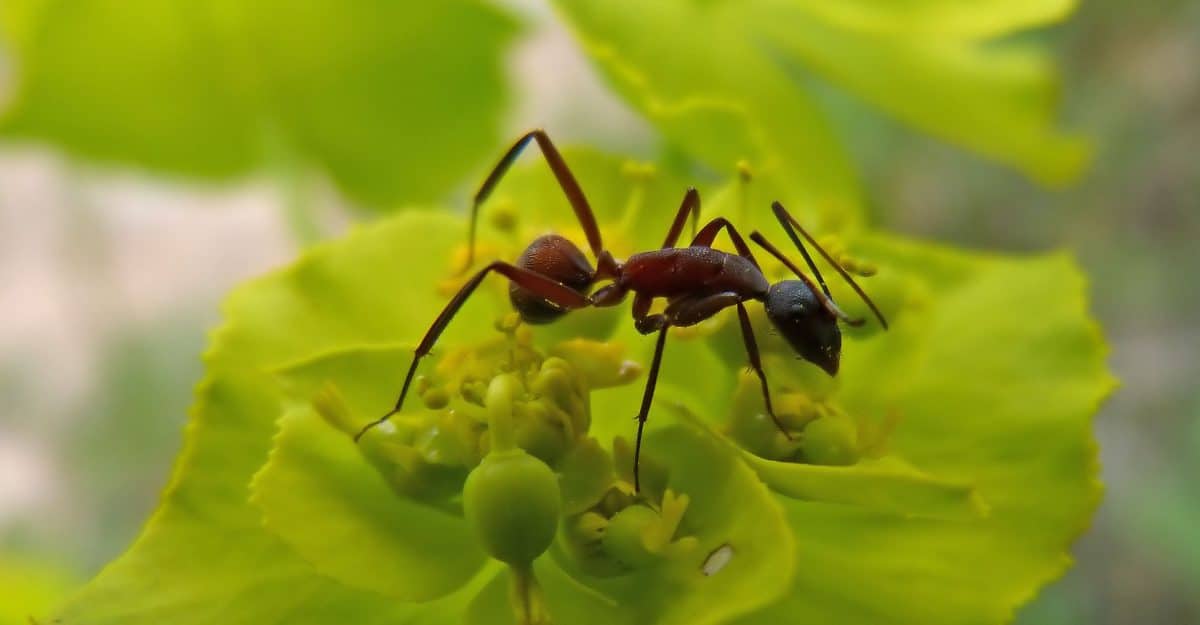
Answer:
top-left (508, 563), bottom-right (550, 625)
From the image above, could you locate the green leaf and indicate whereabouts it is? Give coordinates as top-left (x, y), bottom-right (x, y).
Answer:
top-left (553, 0), bottom-right (1088, 211)
top-left (53, 152), bottom-right (1111, 625)
top-left (727, 242), bottom-right (1113, 625)
top-left (747, 454), bottom-right (986, 521)
top-left (0, 1), bottom-right (517, 208)
top-left (676, 403), bottom-right (987, 520)
top-left (0, 557), bottom-right (75, 625)
top-left (53, 212), bottom-right (502, 625)
top-left (251, 408), bottom-right (486, 601)
top-left (549, 425), bottom-right (795, 625)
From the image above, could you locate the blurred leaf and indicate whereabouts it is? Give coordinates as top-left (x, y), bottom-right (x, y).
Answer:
top-left (552, 0), bottom-right (1088, 229)
top-left (760, 5), bottom-right (1090, 186)
top-left (0, 557), bottom-right (75, 625)
top-left (0, 1), bottom-right (517, 208)
top-left (553, 0), bottom-right (864, 230)
top-left (62, 320), bottom-right (200, 570)
top-left (792, 0), bottom-right (1078, 39)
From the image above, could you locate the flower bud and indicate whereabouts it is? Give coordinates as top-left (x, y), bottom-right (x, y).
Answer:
top-left (463, 448), bottom-right (561, 566)
top-left (601, 504), bottom-right (661, 568)
top-left (462, 375), bottom-right (562, 566)
top-left (726, 371), bottom-right (797, 459)
top-left (514, 400), bottom-right (570, 465)
top-left (798, 409), bottom-right (859, 466)
top-left (548, 339), bottom-right (643, 390)
top-left (595, 490), bottom-right (696, 572)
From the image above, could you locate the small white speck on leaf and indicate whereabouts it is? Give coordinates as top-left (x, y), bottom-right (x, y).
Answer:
top-left (702, 544), bottom-right (734, 576)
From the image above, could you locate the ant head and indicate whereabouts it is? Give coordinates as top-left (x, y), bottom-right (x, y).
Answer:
top-left (763, 280), bottom-right (841, 376)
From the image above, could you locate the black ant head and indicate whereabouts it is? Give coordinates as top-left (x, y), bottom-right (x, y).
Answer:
top-left (763, 280), bottom-right (841, 376)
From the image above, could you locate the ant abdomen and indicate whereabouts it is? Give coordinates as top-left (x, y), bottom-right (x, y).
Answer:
top-left (510, 234), bottom-right (595, 324)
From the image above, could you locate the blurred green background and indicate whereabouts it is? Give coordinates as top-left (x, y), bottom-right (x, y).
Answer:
top-left (0, 1), bottom-right (1195, 623)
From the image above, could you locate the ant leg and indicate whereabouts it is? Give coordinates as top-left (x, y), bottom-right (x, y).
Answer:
top-left (690, 217), bottom-right (762, 270)
top-left (766, 202), bottom-right (888, 329)
top-left (663, 291), bottom-right (740, 326)
top-left (468, 130), bottom-right (605, 268)
top-left (628, 292), bottom-right (746, 491)
top-left (660, 187), bottom-right (701, 249)
top-left (355, 261), bottom-right (591, 441)
top-left (631, 292), bottom-right (666, 335)
top-left (735, 302), bottom-right (791, 436)
top-left (633, 326), bottom-right (669, 492)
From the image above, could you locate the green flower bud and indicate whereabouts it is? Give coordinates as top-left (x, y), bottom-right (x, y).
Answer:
top-left (530, 357), bottom-right (590, 435)
top-left (463, 449), bottom-right (561, 565)
top-left (595, 490), bottom-right (696, 572)
top-left (548, 338), bottom-right (643, 390)
top-left (602, 504), bottom-right (661, 568)
top-left (463, 375), bottom-right (562, 566)
top-left (799, 410), bottom-right (859, 466)
top-left (371, 437), bottom-right (469, 503)
top-left (726, 371), bottom-right (797, 459)
top-left (514, 400), bottom-right (570, 466)
top-left (311, 385), bottom-right (468, 504)
top-left (558, 437), bottom-right (616, 515)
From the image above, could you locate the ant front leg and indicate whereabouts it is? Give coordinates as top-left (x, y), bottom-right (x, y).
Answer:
top-left (686, 220), bottom-right (788, 437)
top-left (355, 261), bottom-right (592, 441)
top-left (734, 302), bottom-right (791, 437)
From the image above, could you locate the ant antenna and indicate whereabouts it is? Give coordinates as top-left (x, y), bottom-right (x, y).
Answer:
top-left (749, 232), bottom-right (865, 327)
top-left (769, 202), bottom-right (888, 330)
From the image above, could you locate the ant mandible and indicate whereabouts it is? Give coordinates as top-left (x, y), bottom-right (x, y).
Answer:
top-left (356, 130), bottom-right (888, 490)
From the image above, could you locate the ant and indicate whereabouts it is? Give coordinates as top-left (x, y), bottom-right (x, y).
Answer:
top-left (356, 130), bottom-right (888, 489)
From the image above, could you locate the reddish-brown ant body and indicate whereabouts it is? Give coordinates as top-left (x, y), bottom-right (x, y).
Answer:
top-left (357, 130), bottom-right (887, 488)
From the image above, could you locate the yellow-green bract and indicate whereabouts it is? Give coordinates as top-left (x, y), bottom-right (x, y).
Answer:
top-left (49, 149), bottom-right (1112, 625)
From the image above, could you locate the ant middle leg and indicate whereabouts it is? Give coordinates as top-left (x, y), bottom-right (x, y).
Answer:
top-left (632, 325), bottom-right (669, 492)
top-left (628, 291), bottom-right (746, 490)
top-left (355, 261), bottom-right (592, 441)
top-left (683, 221), bottom-right (791, 437)
top-left (690, 217), bottom-right (762, 270)
top-left (660, 187), bottom-right (701, 249)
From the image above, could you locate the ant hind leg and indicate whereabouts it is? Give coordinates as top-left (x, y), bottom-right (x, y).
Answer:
top-left (467, 130), bottom-right (607, 269)
top-left (355, 261), bottom-right (592, 441)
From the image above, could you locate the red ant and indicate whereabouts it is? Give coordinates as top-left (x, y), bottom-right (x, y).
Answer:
top-left (356, 130), bottom-right (888, 489)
